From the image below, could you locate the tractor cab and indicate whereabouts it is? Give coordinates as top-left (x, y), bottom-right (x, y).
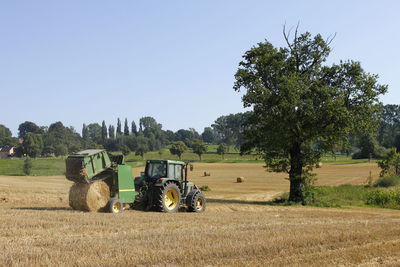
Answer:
top-left (143, 160), bottom-right (185, 180)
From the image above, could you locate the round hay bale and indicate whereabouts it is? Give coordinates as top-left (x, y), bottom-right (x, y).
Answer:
top-left (237, 177), bottom-right (245, 183)
top-left (69, 180), bottom-right (110, 212)
top-left (204, 172), bottom-right (210, 176)
top-left (316, 162), bottom-right (323, 168)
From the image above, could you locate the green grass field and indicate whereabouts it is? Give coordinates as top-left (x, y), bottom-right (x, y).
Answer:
top-left (0, 147), bottom-right (377, 176)
top-left (0, 157), bottom-right (66, 176)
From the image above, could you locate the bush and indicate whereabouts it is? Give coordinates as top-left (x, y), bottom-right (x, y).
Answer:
top-left (377, 148), bottom-right (400, 177)
top-left (272, 185), bottom-right (370, 208)
top-left (374, 175), bottom-right (400, 188)
top-left (23, 157), bottom-right (32, 175)
top-left (365, 189), bottom-right (400, 208)
top-left (374, 146), bottom-right (389, 159)
top-left (199, 185), bottom-right (211, 192)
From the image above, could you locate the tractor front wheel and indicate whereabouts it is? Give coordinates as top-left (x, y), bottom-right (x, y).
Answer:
top-left (155, 183), bottom-right (181, 213)
top-left (186, 190), bottom-right (206, 213)
top-left (107, 198), bottom-right (123, 214)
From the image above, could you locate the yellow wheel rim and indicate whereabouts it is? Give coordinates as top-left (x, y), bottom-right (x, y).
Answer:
top-left (112, 202), bottom-right (121, 213)
top-left (196, 197), bottom-right (204, 210)
top-left (164, 188), bottom-right (178, 210)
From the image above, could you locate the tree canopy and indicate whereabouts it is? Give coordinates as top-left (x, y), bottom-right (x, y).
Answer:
top-left (18, 121), bottom-right (41, 139)
top-left (217, 143), bottom-right (228, 159)
top-left (23, 132), bottom-right (43, 157)
top-left (212, 112), bottom-right (251, 148)
top-left (234, 27), bottom-right (387, 203)
top-left (192, 139), bottom-right (207, 161)
top-left (169, 141), bottom-right (187, 160)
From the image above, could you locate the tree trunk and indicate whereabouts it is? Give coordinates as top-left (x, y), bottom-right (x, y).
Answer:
top-left (288, 143), bottom-right (306, 204)
top-left (289, 175), bottom-right (306, 203)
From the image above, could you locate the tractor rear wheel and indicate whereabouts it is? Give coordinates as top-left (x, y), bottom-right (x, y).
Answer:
top-left (107, 198), bottom-right (123, 213)
top-left (155, 182), bottom-right (181, 213)
top-left (186, 190), bottom-right (206, 213)
top-left (131, 189), bottom-right (148, 211)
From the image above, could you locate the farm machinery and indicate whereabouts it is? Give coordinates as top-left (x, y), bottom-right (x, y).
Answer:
top-left (65, 149), bottom-right (206, 213)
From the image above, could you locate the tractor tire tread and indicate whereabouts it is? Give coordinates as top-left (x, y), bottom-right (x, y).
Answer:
top-left (154, 182), bottom-right (181, 213)
top-left (187, 190), bottom-right (206, 213)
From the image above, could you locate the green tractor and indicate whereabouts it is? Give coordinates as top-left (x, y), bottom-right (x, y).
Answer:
top-left (133, 159), bottom-right (205, 213)
top-left (65, 149), bottom-right (206, 214)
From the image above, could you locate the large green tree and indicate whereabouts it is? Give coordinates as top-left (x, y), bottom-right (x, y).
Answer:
top-left (82, 124), bottom-right (89, 140)
top-left (192, 139), bottom-right (207, 161)
top-left (201, 127), bottom-right (216, 143)
top-left (23, 132), bottom-right (43, 157)
top-left (0, 124), bottom-right (18, 146)
top-left (234, 27), bottom-right (387, 203)
top-left (139, 116), bottom-right (165, 150)
top-left (116, 118), bottom-right (122, 136)
top-left (131, 120), bottom-right (137, 136)
top-left (169, 141), bottom-right (187, 160)
top-left (108, 125), bottom-right (115, 139)
top-left (212, 112), bottom-right (251, 148)
top-left (18, 121), bottom-right (41, 139)
top-left (135, 135), bottom-right (149, 159)
top-left (101, 121), bottom-right (107, 143)
top-left (87, 123), bottom-right (102, 143)
top-left (217, 143), bottom-right (228, 159)
top-left (377, 104), bottom-right (400, 148)
top-left (124, 118), bottom-right (130, 136)
top-left (0, 124), bottom-right (12, 139)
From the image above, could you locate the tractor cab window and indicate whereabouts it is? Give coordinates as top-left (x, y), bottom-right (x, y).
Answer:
top-left (167, 164), bottom-right (182, 179)
top-left (175, 165), bottom-right (182, 179)
top-left (168, 164), bottom-right (175, 178)
top-left (147, 162), bottom-right (167, 178)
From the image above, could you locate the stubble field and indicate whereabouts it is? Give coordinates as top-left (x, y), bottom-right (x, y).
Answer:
top-left (1, 163), bottom-right (400, 266)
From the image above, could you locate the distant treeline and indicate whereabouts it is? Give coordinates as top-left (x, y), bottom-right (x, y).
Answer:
top-left (1, 104), bottom-right (399, 159)
top-left (0, 112), bottom-right (251, 158)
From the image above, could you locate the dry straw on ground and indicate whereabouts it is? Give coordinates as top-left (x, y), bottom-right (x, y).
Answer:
top-left (1, 163), bottom-right (398, 266)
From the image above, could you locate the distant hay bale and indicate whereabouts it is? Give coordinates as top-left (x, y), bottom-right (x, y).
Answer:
top-left (204, 172), bottom-right (211, 176)
top-left (316, 162), bottom-right (323, 168)
top-left (237, 177), bottom-right (245, 183)
top-left (69, 180), bottom-right (110, 212)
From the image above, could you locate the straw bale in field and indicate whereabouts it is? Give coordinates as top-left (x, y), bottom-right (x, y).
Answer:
top-left (204, 172), bottom-right (211, 176)
top-left (316, 162), bottom-right (323, 168)
top-left (237, 177), bottom-right (245, 183)
top-left (69, 180), bottom-right (110, 212)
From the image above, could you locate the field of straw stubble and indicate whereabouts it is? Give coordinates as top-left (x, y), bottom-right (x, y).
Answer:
top-left (1, 163), bottom-right (400, 266)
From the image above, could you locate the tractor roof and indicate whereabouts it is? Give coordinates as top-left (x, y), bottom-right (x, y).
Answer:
top-left (147, 159), bottom-right (185, 165)
top-left (69, 149), bottom-right (105, 157)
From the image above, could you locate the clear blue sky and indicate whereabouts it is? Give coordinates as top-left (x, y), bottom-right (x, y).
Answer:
top-left (1, 1), bottom-right (399, 137)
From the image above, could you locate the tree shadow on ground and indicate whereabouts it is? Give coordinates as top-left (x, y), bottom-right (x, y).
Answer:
top-left (12, 207), bottom-right (71, 211)
top-left (207, 198), bottom-right (275, 206)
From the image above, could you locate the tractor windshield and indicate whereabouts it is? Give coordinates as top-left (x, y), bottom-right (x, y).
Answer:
top-left (146, 162), bottom-right (167, 179)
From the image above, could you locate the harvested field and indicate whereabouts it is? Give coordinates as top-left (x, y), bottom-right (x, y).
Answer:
top-left (1, 163), bottom-right (399, 266)
top-left (184, 163), bottom-right (380, 201)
